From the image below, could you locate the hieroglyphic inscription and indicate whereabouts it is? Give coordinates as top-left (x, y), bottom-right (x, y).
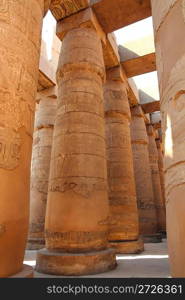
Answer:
top-left (49, 179), bottom-right (108, 198)
top-left (0, 0), bottom-right (10, 23)
top-left (45, 230), bottom-right (108, 243)
top-left (0, 128), bottom-right (21, 170)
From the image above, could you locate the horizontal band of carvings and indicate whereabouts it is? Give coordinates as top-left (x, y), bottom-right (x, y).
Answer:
top-left (34, 125), bottom-right (54, 131)
top-left (131, 140), bottom-right (148, 145)
top-left (105, 111), bottom-right (130, 121)
top-left (45, 230), bottom-right (108, 243)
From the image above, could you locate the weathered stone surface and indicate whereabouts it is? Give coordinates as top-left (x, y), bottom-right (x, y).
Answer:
top-left (141, 101), bottom-right (160, 114)
top-left (36, 12), bottom-right (116, 275)
top-left (151, 0), bottom-right (185, 277)
top-left (50, 0), bottom-right (90, 21)
top-left (44, 0), bottom-right (51, 16)
top-left (147, 124), bottom-right (166, 233)
top-left (27, 93), bottom-right (57, 250)
top-left (0, 0), bottom-right (45, 277)
top-left (104, 67), bottom-right (142, 254)
top-left (91, 0), bottom-right (151, 33)
top-left (36, 248), bottom-right (116, 276)
top-left (109, 238), bottom-right (144, 254)
top-left (121, 53), bottom-right (156, 78)
top-left (56, 8), bottom-right (120, 70)
top-left (156, 138), bottom-right (166, 208)
top-left (130, 106), bottom-right (158, 237)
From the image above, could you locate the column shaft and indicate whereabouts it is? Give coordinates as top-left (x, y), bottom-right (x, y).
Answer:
top-left (36, 10), bottom-right (116, 276)
top-left (0, 0), bottom-right (47, 277)
top-left (131, 106), bottom-right (160, 242)
top-left (151, 0), bottom-right (185, 276)
top-left (28, 93), bottom-right (57, 250)
top-left (156, 138), bottom-right (166, 208)
top-left (147, 125), bottom-right (166, 233)
top-left (104, 68), bottom-right (143, 254)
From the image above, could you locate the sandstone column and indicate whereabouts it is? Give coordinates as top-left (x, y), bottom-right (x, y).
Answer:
top-left (131, 106), bottom-right (160, 242)
top-left (104, 67), bottom-right (143, 254)
top-left (151, 0), bottom-right (185, 276)
top-left (27, 88), bottom-right (57, 250)
top-left (0, 0), bottom-right (50, 277)
top-left (147, 124), bottom-right (166, 233)
top-left (156, 137), bottom-right (166, 208)
top-left (36, 8), bottom-right (116, 276)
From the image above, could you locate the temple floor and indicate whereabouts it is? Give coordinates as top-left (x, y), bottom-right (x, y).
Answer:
top-left (24, 239), bottom-right (170, 278)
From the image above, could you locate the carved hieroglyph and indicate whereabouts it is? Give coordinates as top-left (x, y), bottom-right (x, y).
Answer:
top-left (36, 12), bottom-right (116, 275)
top-left (130, 106), bottom-right (157, 237)
top-left (28, 94), bottom-right (57, 250)
top-left (46, 26), bottom-right (109, 251)
top-left (151, 0), bottom-right (185, 276)
top-left (0, 0), bottom-right (46, 277)
top-left (104, 69), bottom-right (141, 253)
top-left (147, 125), bottom-right (166, 232)
top-left (50, 0), bottom-right (90, 20)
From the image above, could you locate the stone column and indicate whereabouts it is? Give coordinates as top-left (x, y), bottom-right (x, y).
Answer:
top-left (147, 124), bottom-right (166, 233)
top-left (27, 88), bottom-right (57, 250)
top-left (104, 67), bottom-right (143, 254)
top-left (151, 0), bottom-right (185, 276)
top-left (156, 137), bottom-right (166, 209)
top-left (130, 106), bottom-right (160, 243)
top-left (36, 8), bottom-right (116, 276)
top-left (0, 0), bottom-right (50, 278)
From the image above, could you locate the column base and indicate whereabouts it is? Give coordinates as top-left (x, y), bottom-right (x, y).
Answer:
top-left (27, 238), bottom-right (45, 250)
top-left (36, 248), bottom-right (117, 276)
top-left (143, 233), bottom-right (162, 243)
top-left (10, 265), bottom-right (33, 278)
top-left (109, 238), bottom-right (144, 254)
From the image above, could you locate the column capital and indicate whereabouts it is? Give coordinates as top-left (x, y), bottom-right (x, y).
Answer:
top-left (106, 66), bottom-right (128, 86)
top-left (56, 7), bottom-right (105, 41)
top-left (50, 0), bottom-right (90, 21)
top-left (131, 105), bottom-right (144, 118)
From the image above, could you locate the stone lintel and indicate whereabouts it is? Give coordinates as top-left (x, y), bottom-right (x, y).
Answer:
top-left (38, 71), bottom-right (55, 92)
top-left (91, 0), bottom-right (151, 33)
top-left (50, 0), bottom-right (90, 21)
top-left (141, 100), bottom-right (160, 114)
top-left (121, 52), bottom-right (156, 78)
